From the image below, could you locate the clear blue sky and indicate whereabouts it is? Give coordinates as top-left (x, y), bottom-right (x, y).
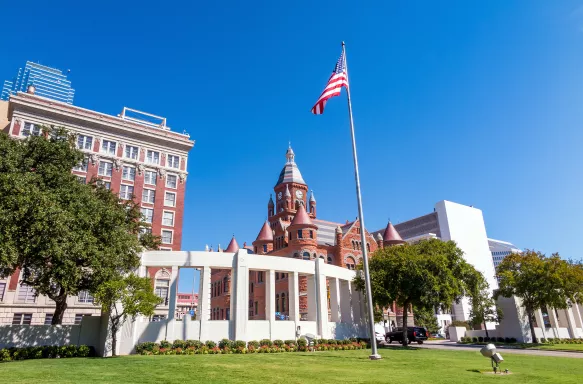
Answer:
top-left (2, 1), bottom-right (583, 290)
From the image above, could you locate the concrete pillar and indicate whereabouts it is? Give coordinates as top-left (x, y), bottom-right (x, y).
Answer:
top-left (232, 250), bottom-right (249, 341)
top-left (198, 266), bottom-right (211, 341)
top-left (548, 307), bottom-right (560, 338)
top-left (535, 309), bottom-right (547, 339)
top-left (165, 266), bottom-right (179, 341)
top-left (352, 288), bottom-right (363, 324)
top-left (572, 301), bottom-right (583, 329)
top-left (266, 269), bottom-right (276, 338)
top-left (306, 275), bottom-right (317, 322)
top-left (563, 307), bottom-right (579, 339)
top-left (329, 277), bottom-right (341, 323)
top-left (315, 257), bottom-right (329, 338)
top-left (288, 272), bottom-right (300, 322)
top-left (339, 280), bottom-right (354, 324)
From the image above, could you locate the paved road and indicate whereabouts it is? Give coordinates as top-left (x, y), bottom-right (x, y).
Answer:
top-left (380, 341), bottom-right (583, 359)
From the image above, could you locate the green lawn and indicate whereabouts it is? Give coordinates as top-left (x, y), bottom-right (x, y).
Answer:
top-left (526, 343), bottom-right (583, 352)
top-left (1, 349), bottom-right (581, 384)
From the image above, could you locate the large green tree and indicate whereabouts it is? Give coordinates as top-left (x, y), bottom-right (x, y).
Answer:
top-left (95, 274), bottom-right (161, 356)
top-left (354, 239), bottom-right (481, 346)
top-left (495, 250), bottom-right (583, 343)
top-left (413, 305), bottom-right (441, 335)
top-left (0, 128), bottom-right (157, 324)
top-left (467, 279), bottom-right (503, 338)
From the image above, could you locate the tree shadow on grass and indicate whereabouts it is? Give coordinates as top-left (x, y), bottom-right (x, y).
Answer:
top-left (466, 369), bottom-right (482, 374)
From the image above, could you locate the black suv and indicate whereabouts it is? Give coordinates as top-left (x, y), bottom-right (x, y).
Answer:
top-left (385, 327), bottom-right (428, 344)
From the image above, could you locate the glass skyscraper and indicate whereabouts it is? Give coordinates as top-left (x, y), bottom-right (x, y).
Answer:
top-left (1, 61), bottom-right (75, 104)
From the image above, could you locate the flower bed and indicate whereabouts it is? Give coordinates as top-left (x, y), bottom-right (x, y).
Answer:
top-left (135, 338), bottom-right (367, 355)
top-left (0, 345), bottom-right (95, 362)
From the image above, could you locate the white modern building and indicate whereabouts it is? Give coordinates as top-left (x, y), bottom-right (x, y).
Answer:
top-left (489, 238), bottom-right (521, 268)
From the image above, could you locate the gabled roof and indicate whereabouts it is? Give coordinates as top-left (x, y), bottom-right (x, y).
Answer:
top-left (225, 236), bottom-right (240, 252)
top-left (255, 221), bottom-right (273, 242)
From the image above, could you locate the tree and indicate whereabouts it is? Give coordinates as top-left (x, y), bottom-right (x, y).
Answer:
top-left (354, 239), bottom-right (480, 346)
top-left (495, 250), bottom-right (583, 343)
top-left (0, 127), bottom-right (158, 324)
top-left (468, 279), bottom-right (503, 338)
top-left (94, 274), bottom-right (161, 356)
top-left (413, 305), bottom-right (441, 335)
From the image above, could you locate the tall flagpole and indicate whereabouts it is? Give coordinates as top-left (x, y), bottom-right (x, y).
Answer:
top-left (342, 41), bottom-right (381, 360)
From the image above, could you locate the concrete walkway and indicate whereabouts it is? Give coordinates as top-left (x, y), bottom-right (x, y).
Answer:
top-left (380, 341), bottom-right (583, 359)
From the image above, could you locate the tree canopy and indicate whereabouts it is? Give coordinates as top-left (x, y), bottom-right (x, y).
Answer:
top-left (354, 238), bottom-right (482, 346)
top-left (495, 250), bottom-right (583, 343)
top-left (0, 128), bottom-right (158, 324)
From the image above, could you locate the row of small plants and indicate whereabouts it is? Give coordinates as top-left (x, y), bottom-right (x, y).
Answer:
top-left (136, 338), bottom-right (368, 355)
top-left (459, 336), bottom-right (518, 344)
top-left (538, 338), bottom-right (583, 344)
top-left (0, 345), bottom-right (95, 362)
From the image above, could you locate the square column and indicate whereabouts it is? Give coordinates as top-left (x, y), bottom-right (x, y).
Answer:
top-left (548, 307), bottom-right (560, 338)
top-left (266, 269), bottom-right (276, 338)
top-left (534, 309), bottom-right (547, 339)
top-left (306, 275), bottom-right (317, 322)
top-left (315, 257), bottom-right (329, 338)
top-left (352, 288), bottom-right (364, 324)
top-left (198, 266), bottom-right (211, 341)
top-left (232, 250), bottom-right (249, 341)
top-left (339, 280), bottom-right (354, 324)
top-left (288, 272), bottom-right (300, 322)
top-left (165, 266), bottom-right (179, 341)
top-left (563, 307), bottom-right (580, 338)
top-left (329, 278), bottom-right (341, 323)
top-left (572, 301), bottom-right (583, 329)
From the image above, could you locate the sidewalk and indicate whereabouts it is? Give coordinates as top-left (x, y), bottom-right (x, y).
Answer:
top-left (412, 341), bottom-right (583, 359)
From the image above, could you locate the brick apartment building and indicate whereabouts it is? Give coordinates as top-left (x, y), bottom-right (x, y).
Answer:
top-left (0, 89), bottom-right (194, 325)
top-left (209, 146), bottom-right (413, 327)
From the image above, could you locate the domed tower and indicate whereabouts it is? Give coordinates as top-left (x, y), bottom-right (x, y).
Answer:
top-left (225, 236), bottom-right (240, 252)
top-left (382, 221), bottom-right (406, 247)
top-left (252, 221), bottom-right (274, 255)
top-left (287, 204), bottom-right (318, 248)
top-left (271, 145), bottom-right (309, 224)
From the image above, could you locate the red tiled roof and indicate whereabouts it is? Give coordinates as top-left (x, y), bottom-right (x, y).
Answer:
top-left (383, 222), bottom-right (405, 245)
top-left (255, 221), bottom-right (273, 242)
top-left (290, 204), bottom-right (317, 228)
top-left (225, 236), bottom-right (240, 252)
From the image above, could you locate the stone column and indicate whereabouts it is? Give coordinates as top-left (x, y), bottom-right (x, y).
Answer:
top-left (548, 307), bottom-right (560, 339)
top-left (572, 301), bottom-right (583, 329)
top-left (306, 275), bottom-right (317, 322)
top-left (314, 257), bottom-right (329, 338)
top-left (352, 288), bottom-right (364, 324)
top-left (329, 277), bottom-right (341, 323)
top-left (165, 266), bottom-right (179, 341)
top-left (534, 309), bottom-right (547, 340)
top-left (339, 280), bottom-right (354, 324)
top-left (198, 266), bottom-right (211, 341)
top-left (563, 307), bottom-right (579, 339)
top-left (266, 269), bottom-right (276, 338)
top-left (232, 250), bottom-right (249, 341)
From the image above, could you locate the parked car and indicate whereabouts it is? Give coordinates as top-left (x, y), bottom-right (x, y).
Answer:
top-left (385, 327), bottom-right (428, 344)
top-left (375, 331), bottom-right (385, 342)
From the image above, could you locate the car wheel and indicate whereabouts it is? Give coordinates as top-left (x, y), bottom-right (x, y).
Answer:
top-left (386, 338), bottom-right (392, 344)
top-left (417, 341), bottom-right (423, 345)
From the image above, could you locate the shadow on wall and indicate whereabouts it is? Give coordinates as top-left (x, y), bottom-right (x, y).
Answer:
top-left (0, 316), bottom-right (101, 349)
top-left (329, 322), bottom-right (367, 340)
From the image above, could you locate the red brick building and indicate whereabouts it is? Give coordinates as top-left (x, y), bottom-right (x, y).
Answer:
top-left (0, 91), bottom-right (194, 324)
top-left (211, 146), bottom-right (412, 326)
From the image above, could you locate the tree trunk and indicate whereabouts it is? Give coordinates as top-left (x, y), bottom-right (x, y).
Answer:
top-left (402, 301), bottom-right (409, 347)
top-left (484, 321), bottom-right (489, 338)
top-left (111, 320), bottom-right (119, 357)
top-left (526, 308), bottom-right (538, 344)
top-left (51, 296), bottom-right (68, 325)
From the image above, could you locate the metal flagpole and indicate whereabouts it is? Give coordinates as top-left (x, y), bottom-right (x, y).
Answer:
top-left (341, 41), bottom-right (381, 360)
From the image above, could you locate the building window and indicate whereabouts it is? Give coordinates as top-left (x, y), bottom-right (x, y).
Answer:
top-left (255, 302), bottom-right (258, 315)
top-left (0, 282), bottom-right (5, 301)
top-left (263, 244), bottom-right (267, 253)
top-left (258, 272), bottom-right (264, 283)
top-left (162, 211), bottom-right (174, 226)
top-left (151, 315), bottom-right (166, 322)
top-left (281, 293), bottom-right (286, 312)
top-left (276, 294), bottom-right (280, 312)
top-left (22, 122), bottom-right (41, 137)
top-left (77, 135), bottom-right (93, 150)
top-left (367, 243), bottom-right (370, 252)
top-left (122, 166), bottom-right (136, 181)
top-left (166, 174), bottom-right (178, 189)
top-left (250, 283), bottom-right (254, 293)
top-left (146, 150), bottom-right (160, 165)
top-left (125, 145), bottom-right (139, 160)
top-left (98, 161), bottom-right (113, 177)
top-left (101, 140), bottom-right (116, 155)
top-left (141, 208), bottom-right (154, 223)
top-left (346, 256), bottom-right (356, 270)
top-left (119, 184), bottom-right (134, 200)
top-left (96, 180), bottom-right (111, 190)
top-left (75, 314), bottom-right (90, 325)
top-left (161, 230), bottom-right (173, 244)
top-left (302, 252), bottom-right (310, 260)
top-left (327, 256), bottom-right (333, 264)
top-left (17, 285), bottom-right (36, 303)
top-left (76, 175), bottom-right (87, 184)
top-left (78, 290), bottom-right (94, 304)
top-left (167, 154), bottom-right (180, 169)
top-left (223, 277), bottom-right (228, 293)
top-left (44, 313), bottom-right (53, 325)
top-left (144, 170), bottom-right (157, 185)
top-left (164, 192), bottom-right (176, 207)
top-left (142, 189), bottom-right (156, 204)
top-left (309, 230), bottom-right (314, 239)
top-left (12, 313), bottom-right (33, 325)
top-left (155, 273), bottom-right (170, 304)
top-left (139, 227), bottom-right (152, 240)
top-left (226, 309), bottom-right (230, 321)
top-left (297, 230), bottom-right (303, 239)
top-left (73, 157), bottom-right (88, 172)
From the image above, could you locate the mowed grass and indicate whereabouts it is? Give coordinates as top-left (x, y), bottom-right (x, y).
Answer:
top-left (527, 343), bottom-right (583, 352)
top-left (1, 348), bottom-right (582, 384)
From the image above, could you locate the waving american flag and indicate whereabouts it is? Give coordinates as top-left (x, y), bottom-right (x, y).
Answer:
top-left (311, 51), bottom-right (349, 115)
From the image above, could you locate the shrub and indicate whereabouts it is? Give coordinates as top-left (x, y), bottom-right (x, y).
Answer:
top-left (136, 342), bottom-right (158, 354)
top-left (0, 348), bottom-right (11, 362)
top-left (284, 339), bottom-right (296, 346)
top-left (160, 340), bottom-right (171, 349)
top-left (219, 339), bottom-right (233, 349)
top-left (508, 337), bottom-right (517, 344)
top-left (259, 339), bottom-right (272, 347)
top-left (185, 340), bottom-right (202, 349)
top-left (247, 340), bottom-right (259, 348)
top-left (451, 320), bottom-right (471, 330)
top-left (504, 337), bottom-right (510, 344)
top-left (272, 339), bottom-right (284, 347)
top-left (297, 338), bottom-right (307, 347)
top-left (496, 337), bottom-right (504, 343)
top-left (173, 340), bottom-right (186, 349)
top-left (540, 338), bottom-right (546, 344)
top-left (472, 337), bottom-right (478, 343)
top-left (478, 337), bottom-right (484, 343)
top-left (77, 345), bottom-right (91, 357)
top-left (205, 341), bottom-right (216, 349)
top-left (328, 339), bottom-right (338, 345)
top-left (234, 340), bottom-right (246, 348)
top-left (483, 337), bottom-right (490, 342)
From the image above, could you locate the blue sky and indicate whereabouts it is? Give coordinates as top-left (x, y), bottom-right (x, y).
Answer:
top-left (2, 1), bottom-right (583, 292)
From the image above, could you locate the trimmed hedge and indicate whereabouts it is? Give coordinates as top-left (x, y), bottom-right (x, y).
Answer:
top-left (0, 345), bottom-right (95, 363)
top-left (135, 338), bottom-right (368, 355)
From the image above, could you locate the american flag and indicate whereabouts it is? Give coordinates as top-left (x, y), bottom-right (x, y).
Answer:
top-left (311, 51), bottom-right (349, 115)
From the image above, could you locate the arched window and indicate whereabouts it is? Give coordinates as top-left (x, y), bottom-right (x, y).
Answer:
top-left (302, 252), bottom-right (310, 260)
top-left (346, 256), bottom-right (356, 270)
top-left (276, 294), bottom-right (280, 312)
top-left (281, 293), bottom-right (286, 312)
top-left (223, 277), bottom-right (228, 293)
top-left (327, 256), bottom-right (333, 264)
top-left (154, 270), bottom-right (170, 303)
top-left (263, 244), bottom-right (268, 253)
top-left (352, 240), bottom-right (355, 250)
top-left (319, 255), bottom-right (325, 263)
top-left (367, 243), bottom-right (370, 252)
top-left (294, 253), bottom-right (299, 258)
